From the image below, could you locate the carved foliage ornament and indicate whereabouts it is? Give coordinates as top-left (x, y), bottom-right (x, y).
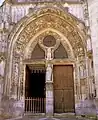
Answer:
top-left (14, 14), bottom-right (85, 58)
top-left (10, 8), bottom-right (86, 97)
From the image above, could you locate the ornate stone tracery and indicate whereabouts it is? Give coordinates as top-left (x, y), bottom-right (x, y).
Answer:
top-left (0, 0), bottom-right (96, 117)
top-left (4, 6), bottom-right (87, 102)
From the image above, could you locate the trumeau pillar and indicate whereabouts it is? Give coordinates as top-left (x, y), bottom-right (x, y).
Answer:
top-left (45, 47), bottom-right (53, 116)
top-left (45, 63), bottom-right (53, 116)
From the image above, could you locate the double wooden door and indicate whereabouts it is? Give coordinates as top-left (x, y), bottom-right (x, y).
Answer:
top-left (53, 65), bottom-right (75, 113)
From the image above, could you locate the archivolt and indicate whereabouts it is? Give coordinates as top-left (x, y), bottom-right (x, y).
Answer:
top-left (5, 6), bottom-right (87, 96)
top-left (8, 6), bottom-right (86, 59)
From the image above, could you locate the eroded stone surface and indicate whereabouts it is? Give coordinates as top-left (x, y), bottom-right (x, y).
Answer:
top-left (0, 0), bottom-right (96, 118)
top-left (76, 99), bottom-right (96, 115)
top-left (9, 117), bottom-right (91, 120)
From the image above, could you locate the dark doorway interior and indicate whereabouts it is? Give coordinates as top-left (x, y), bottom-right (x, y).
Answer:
top-left (25, 65), bottom-right (46, 113)
top-left (29, 72), bottom-right (45, 98)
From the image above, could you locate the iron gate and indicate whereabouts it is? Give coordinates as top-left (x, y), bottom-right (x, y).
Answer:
top-left (25, 97), bottom-right (45, 113)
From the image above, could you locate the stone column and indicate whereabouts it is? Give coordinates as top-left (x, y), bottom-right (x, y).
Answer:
top-left (85, 56), bottom-right (90, 98)
top-left (0, 77), bottom-right (3, 115)
top-left (46, 82), bottom-right (53, 116)
top-left (11, 61), bottom-right (19, 99)
top-left (45, 63), bottom-right (53, 116)
top-left (76, 59), bottom-right (81, 101)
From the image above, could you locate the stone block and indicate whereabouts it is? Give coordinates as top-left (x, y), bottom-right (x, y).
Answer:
top-left (1, 96), bottom-right (24, 118)
top-left (75, 99), bottom-right (96, 115)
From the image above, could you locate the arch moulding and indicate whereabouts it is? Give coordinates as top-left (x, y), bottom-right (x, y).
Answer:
top-left (4, 6), bottom-right (87, 102)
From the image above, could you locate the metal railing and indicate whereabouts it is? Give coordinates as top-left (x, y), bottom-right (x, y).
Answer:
top-left (25, 97), bottom-right (45, 113)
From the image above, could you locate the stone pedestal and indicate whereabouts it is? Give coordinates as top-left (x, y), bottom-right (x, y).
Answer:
top-left (46, 82), bottom-right (53, 116)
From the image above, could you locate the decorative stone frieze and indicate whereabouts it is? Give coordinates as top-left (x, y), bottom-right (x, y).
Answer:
top-left (4, 7), bottom-right (86, 99)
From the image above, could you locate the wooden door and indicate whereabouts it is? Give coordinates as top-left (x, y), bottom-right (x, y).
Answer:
top-left (53, 65), bottom-right (75, 113)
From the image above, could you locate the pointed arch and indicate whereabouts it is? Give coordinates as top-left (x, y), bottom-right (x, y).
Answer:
top-left (4, 6), bottom-right (87, 97)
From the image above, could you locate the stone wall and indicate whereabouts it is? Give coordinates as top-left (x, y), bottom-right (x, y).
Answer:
top-left (0, 0), bottom-right (96, 117)
top-left (88, 0), bottom-right (98, 98)
top-left (10, 3), bottom-right (84, 23)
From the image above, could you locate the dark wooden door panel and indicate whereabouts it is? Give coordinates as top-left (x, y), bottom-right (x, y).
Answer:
top-left (54, 90), bottom-right (63, 113)
top-left (67, 66), bottom-right (74, 87)
top-left (53, 66), bottom-right (64, 89)
top-left (63, 89), bottom-right (75, 112)
top-left (53, 65), bottom-right (75, 113)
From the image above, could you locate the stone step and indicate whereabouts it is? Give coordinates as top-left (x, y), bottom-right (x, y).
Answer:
top-left (11, 116), bottom-right (90, 120)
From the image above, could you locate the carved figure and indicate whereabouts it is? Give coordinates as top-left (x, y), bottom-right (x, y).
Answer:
top-left (46, 48), bottom-right (52, 60)
top-left (46, 64), bottom-right (52, 81)
top-left (0, 60), bottom-right (5, 77)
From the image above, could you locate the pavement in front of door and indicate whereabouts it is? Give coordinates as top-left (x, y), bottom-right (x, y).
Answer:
top-left (7, 116), bottom-right (96, 120)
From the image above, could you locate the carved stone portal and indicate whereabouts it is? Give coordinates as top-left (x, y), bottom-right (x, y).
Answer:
top-left (3, 6), bottom-right (88, 117)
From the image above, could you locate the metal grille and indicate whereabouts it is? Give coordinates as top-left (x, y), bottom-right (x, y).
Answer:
top-left (25, 97), bottom-right (45, 113)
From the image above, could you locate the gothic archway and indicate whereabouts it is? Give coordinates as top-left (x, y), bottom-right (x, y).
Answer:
top-left (4, 6), bottom-right (87, 114)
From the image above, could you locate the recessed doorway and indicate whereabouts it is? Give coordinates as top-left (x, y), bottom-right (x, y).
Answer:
top-left (25, 65), bottom-right (46, 113)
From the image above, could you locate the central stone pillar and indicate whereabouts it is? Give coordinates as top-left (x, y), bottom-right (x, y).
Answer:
top-left (45, 63), bottom-right (53, 116)
top-left (46, 81), bottom-right (53, 116)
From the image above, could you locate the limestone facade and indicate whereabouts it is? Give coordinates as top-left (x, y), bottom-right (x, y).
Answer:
top-left (0, 0), bottom-right (97, 118)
